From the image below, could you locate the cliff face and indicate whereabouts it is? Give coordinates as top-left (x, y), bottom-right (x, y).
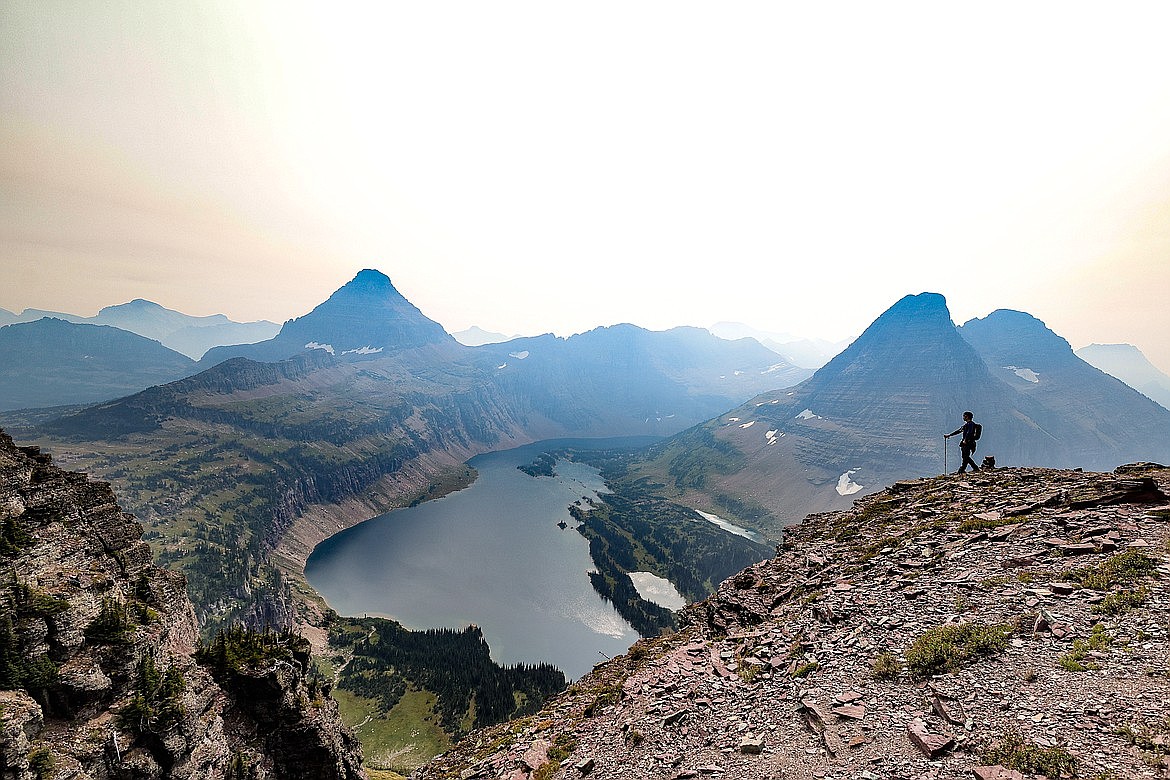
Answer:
top-left (414, 464), bottom-right (1170, 780)
top-left (0, 429), bottom-right (366, 780)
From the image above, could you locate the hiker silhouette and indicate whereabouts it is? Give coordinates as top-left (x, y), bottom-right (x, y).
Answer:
top-left (944, 412), bottom-right (982, 474)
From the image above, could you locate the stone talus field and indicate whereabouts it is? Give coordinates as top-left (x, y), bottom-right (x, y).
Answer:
top-left (414, 465), bottom-right (1170, 780)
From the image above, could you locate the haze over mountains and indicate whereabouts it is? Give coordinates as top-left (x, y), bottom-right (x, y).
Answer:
top-left (10, 274), bottom-right (1170, 774)
top-left (707, 321), bottom-right (847, 369)
top-left (2, 271), bottom-right (800, 418)
top-left (0, 299), bottom-right (279, 359)
top-left (10, 277), bottom-right (1168, 587)
top-left (638, 292), bottom-right (1170, 534)
top-left (40, 270), bottom-right (807, 443)
top-left (0, 318), bottom-right (196, 411)
top-left (1076, 342), bottom-right (1170, 411)
top-left (11, 270), bottom-right (807, 628)
top-left (452, 325), bottom-right (512, 346)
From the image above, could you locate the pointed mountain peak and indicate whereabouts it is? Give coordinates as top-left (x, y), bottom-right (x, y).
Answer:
top-left (276, 268), bottom-right (452, 353)
top-left (797, 290), bottom-right (993, 423)
top-left (875, 291), bottom-right (951, 323)
top-left (832, 291), bottom-right (955, 355)
top-left (345, 268), bottom-right (396, 291)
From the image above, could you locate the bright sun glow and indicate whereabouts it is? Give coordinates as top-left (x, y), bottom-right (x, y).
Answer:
top-left (3, 2), bottom-right (1170, 368)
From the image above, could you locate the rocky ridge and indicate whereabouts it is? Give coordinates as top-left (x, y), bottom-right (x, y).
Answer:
top-left (0, 429), bottom-right (366, 779)
top-left (414, 465), bottom-right (1170, 780)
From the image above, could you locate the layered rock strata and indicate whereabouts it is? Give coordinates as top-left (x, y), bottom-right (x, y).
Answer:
top-left (0, 429), bottom-right (366, 779)
top-left (415, 465), bottom-right (1170, 780)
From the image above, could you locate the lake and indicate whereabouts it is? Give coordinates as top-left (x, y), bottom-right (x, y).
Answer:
top-left (305, 438), bottom-right (658, 679)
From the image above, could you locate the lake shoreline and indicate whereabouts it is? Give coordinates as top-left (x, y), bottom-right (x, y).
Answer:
top-left (305, 436), bottom-right (660, 679)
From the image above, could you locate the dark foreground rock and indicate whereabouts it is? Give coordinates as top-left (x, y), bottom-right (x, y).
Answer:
top-left (413, 466), bottom-right (1170, 780)
top-left (0, 429), bottom-right (366, 779)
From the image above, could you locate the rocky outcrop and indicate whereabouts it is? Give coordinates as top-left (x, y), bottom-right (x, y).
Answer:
top-left (0, 429), bottom-right (366, 779)
top-left (413, 464), bottom-right (1170, 780)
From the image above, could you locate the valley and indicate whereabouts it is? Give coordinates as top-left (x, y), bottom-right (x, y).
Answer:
top-left (8, 12), bottom-right (1170, 778)
top-left (5, 275), bottom-right (1170, 776)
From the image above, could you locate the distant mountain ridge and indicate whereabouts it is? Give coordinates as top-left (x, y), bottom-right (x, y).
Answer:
top-left (475, 324), bottom-right (811, 436)
top-left (708, 321), bottom-right (848, 369)
top-left (30, 271), bottom-right (812, 629)
top-left (452, 325), bottom-right (511, 346)
top-left (1076, 342), bottom-right (1170, 410)
top-left (0, 299), bottom-right (278, 359)
top-left (636, 292), bottom-right (1170, 535)
top-left (0, 318), bottom-right (196, 411)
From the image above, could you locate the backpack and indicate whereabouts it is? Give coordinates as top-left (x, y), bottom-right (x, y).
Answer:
top-left (973, 423), bottom-right (982, 441)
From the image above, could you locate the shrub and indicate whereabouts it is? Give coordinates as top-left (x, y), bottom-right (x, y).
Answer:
top-left (547, 732), bottom-right (577, 762)
top-left (85, 597), bottom-right (135, 644)
top-left (1058, 623), bottom-right (1111, 672)
top-left (981, 732), bottom-right (1078, 777)
top-left (905, 622), bottom-right (1011, 678)
top-left (196, 625), bottom-right (298, 676)
top-left (117, 655), bottom-right (185, 735)
top-left (0, 515), bottom-right (33, 555)
top-left (27, 747), bottom-right (54, 780)
top-left (792, 661), bottom-right (819, 678)
top-left (11, 583), bottom-right (69, 619)
top-left (871, 651), bottom-right (901, 680)
top-left (1063, 550), bottom-right (1158, 591)
top-left (1092, 588), bottom-right (1149, 616)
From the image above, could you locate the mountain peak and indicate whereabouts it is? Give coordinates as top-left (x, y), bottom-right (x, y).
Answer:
top-left (960, 308), bottom-right (1076, 369)
top-left (346, 268), bottom-right (395, 291)
top-left (201, 268), bottom-right (453, 364)
top-left (877, 291), bottom-right (950, 322)
top-left (98, 298), bottom-right (168, 315)
top-left (821, 291), bottom-right (958, 364)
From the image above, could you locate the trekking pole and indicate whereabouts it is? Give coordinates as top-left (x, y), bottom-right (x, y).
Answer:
top-left (943, 435), bottom-right (947, 475)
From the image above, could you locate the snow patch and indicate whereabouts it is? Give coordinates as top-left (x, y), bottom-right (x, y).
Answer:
top-left (305, 341), bottom-right (335, 355)
top-left (733, 370), bottom-right (745, 376)
top-left (765, 429), bottom-right (779, 444)
top-left (627, 572), bottom-right (686, 611)
top-left (341, 345), bottom-right (383, 355)
top-left (496, 363), bottom-right (508, 369)
top-left (728, 417), bottom-right (741, 422)
top-left (836, 470), bottom-right (864, 496)
top-left (740, 421), bottom-right (756, 429)
top-left (763, 363), bottom-right (789, 374)
top-left (796, 409), bottom-right (819, 420)
top-left (1004, 365), bottom-right (1040, 383)
top-left (509, 350), bottom-right (530, 359)
top-left (695, 510), bottom-right (765, 542)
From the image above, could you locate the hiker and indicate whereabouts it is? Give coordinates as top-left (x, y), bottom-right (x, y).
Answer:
top-left (944, 411), bottom-right (982, 474)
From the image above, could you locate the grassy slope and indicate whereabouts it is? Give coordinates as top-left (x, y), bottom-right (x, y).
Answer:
top-left (334, 687), bottom-right (451, 775)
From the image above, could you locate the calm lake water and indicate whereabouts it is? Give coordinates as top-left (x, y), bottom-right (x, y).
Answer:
top-left (305, 438), bottom-right (657, 679)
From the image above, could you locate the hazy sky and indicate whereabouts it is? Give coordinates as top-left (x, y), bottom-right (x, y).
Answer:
top-left (3, 2), bottom-right (1170, 369)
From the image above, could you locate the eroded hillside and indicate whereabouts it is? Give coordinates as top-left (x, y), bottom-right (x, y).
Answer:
top-left (0, 429), bottom-right (366, 779)
top-left (414, 465), bottom-right (1170, 780)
